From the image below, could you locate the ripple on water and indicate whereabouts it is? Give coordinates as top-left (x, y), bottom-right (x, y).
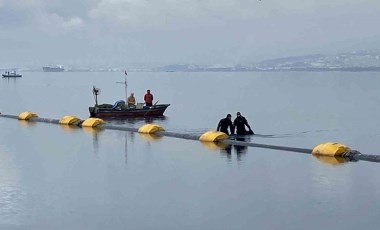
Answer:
top-left (0, 185), bottom-right (27, 225)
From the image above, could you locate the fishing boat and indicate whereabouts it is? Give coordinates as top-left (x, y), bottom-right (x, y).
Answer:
top-left (88, 72), bottom-right (170, 118)
top-left (89, 101), bottom-right (170, 118)
top-left (2, 71), bottom-right (22, 77)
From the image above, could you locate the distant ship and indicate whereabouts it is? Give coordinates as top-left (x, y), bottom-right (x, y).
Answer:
top-left (42, 65), bottom-right (65, 72)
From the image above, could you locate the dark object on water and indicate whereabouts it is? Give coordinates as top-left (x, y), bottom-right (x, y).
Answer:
top-left (89, 102), bottom-right (170, 118)
top-left (2, 71), bottom-right (22, 78)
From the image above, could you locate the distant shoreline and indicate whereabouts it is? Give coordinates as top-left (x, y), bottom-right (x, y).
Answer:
top-left (14, 65), bottom-right (380, 73)
top-left (157, 66), bottom-right (380, 72)
top-left (20, 67), bottom-right (380, 73)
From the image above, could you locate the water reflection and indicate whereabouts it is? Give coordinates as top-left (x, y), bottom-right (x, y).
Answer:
top-left (234, 137), bottom-right (249, 154)
top-left (219, 144), bottom-right (247, 163)
top-left (18, 120), bottom-right (37, 127)
top-left (139, 133), bottom-right (162, 141)
top-left (0, 147), bottom-right (25, 225)
top-left (129, 131), bottom-right (135, 143)
top-left (220, 137), bottom-right (249, 163)
top-left (313, 155), bottom-right (349, 166)
top-left (102, 116), bottom-right (167, 126)
top-left (83, 127), bottom-right (135, 167)
top-left (123, 132), bottom-right (128, 166)
top-left (2, 77), bottom-right (21, 84)
top-left (59, 125), bottom-right (82, 133)
top-left (201, 136), bottom-right (250, 163)
top-left (82, 127), bottom-right (103, 157)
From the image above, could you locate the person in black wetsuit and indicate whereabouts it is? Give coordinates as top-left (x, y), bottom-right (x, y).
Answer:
top-left (233, 112), bottom-right (254, 135)
top-left (217, 114), bottom-right (234, 135)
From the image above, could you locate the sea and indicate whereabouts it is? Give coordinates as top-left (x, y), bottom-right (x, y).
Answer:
top-left (1, 71), bottom-right (380, 230)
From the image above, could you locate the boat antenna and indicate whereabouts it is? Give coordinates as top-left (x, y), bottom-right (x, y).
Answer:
top-left (124, 71), bottom-right (128, 103)
top-left (116, 71), bottom-right (128, 104)
top-left (116, 71), bottom-right (128, 103)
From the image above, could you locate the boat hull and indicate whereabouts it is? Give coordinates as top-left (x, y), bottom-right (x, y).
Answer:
top-left (89, 104), bottom-right (170, 118)
top-left (2, 74), bottom-right (22, 77)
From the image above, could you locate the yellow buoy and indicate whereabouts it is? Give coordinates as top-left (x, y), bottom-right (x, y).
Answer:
top-left (199, 131), bottom-right (229, 142)
top-left (59, 115), bottom-right (81, 125)
top-left (138, 124), bottom-right (165, 134)
top-left (18, 112), bottom-right (38, 120)
top-left (312, 142), bottom-right (351, 156)
top-left (81, 118), bottom-right (105, 127)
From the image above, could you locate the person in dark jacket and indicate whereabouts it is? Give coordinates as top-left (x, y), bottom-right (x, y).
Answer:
top-left (233, 112), bottom-right (254, 135)
top-left (217, 114), bottom-right (234, 135)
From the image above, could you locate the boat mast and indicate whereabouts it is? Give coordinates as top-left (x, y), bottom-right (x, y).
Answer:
top-left (124, 71), bottom-right (128, 104)
top-left (116, 70), bottom-right (128, 105)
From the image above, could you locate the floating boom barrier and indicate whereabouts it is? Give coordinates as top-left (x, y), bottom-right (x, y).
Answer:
top-left (1, 112), bottom-right (380, 164)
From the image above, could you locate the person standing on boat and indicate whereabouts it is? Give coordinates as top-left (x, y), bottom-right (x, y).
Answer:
top-left (217, 114), bottom-right (234, 135)
top-left (144, 89), bottom-right (153, 106)
top-left (127, 93), bottom-right (136, 107)
top-left (233, 112), bottom-right (254, 135)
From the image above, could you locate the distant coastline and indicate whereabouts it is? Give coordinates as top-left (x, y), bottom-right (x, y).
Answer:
top-left (20, 66), bottom-right (380, 72)
top-left (156, 50), bottom-right (380, 72)
top-left (156, 66), bottom-right (380, 72)
top-left (15, 49), bottom-right (380, 73)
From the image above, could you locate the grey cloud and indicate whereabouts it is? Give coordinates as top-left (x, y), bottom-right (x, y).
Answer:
top-left (0, 0), bottom-right (380, 67)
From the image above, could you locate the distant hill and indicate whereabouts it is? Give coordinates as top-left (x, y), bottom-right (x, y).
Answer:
top-left (16, 50), bottom-right (380, 72)
top-left (256, 50), bottom-right (380, 71)
top-left (155, 50), bottom-right (380, 72)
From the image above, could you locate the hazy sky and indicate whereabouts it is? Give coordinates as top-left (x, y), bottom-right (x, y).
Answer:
top-left (1, 0), bottom-right (379, 68)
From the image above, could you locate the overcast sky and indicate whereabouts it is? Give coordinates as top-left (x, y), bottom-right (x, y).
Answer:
top-left (1, 0), bottom-right (379, 68)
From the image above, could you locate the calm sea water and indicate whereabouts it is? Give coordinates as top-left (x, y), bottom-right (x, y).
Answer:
top-left (1, 71), bottom-right (380, 229)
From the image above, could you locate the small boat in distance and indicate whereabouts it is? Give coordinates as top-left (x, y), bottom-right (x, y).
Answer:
top-left (42, 65), bottom-right (64, 72)
top-left (88, 72), bottom-right (170, 118)
top-left (2, 71), bottom-right (22, 78)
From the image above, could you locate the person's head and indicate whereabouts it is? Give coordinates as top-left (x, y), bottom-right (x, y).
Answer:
top-left (237, 112), bottom-right (241, 117)
top-left (130, 93), bottom-right (134, 96)
top-left (147, 89), bottom-right (150, 94)
top-left (226, 114), bottom-right (232, 119)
